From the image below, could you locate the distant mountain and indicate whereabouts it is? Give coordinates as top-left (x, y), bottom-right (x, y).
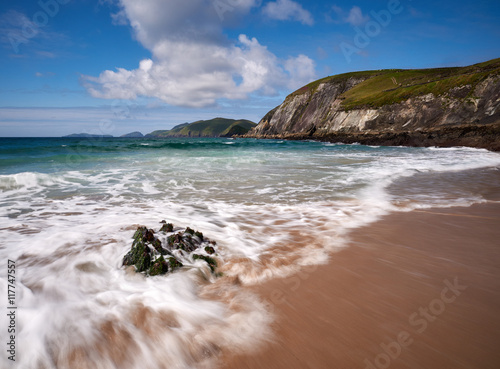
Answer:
top-left (63, 133), bottom-right (113, 138)
top-left (120, 131), bottom-right (144, 138)
top-left (146, 118), bottom-right (256, 138)
top-left (171, 123), bottom-right (190, 130)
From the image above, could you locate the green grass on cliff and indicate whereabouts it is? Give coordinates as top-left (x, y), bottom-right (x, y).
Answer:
top-left (289, 58), bottom-right (500, 110)
top-left (290, 70), bottom-right (383, 98)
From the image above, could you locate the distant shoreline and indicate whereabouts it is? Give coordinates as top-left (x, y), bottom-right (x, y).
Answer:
top-left (5, 131), bottom-right (500, 152)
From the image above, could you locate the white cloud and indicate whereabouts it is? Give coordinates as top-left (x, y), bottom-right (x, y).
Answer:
top-left (345, 6), bottom-right (369, 26)
top-left (284, 54), bottom-right (316, 90)
top-left (331, 5), bottom-right (369, 26)
top-left (262, 0), bottom-right (314, 25)
top-left (83, 0), bottom-right (316, 108)
top-left (35, 71), bottom-right (55, 78)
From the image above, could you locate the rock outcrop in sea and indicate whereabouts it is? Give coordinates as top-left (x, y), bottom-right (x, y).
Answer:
top-left (243, 58), bottom-right (500, 151)
top-left (122, 222), bottom-right (218, 276)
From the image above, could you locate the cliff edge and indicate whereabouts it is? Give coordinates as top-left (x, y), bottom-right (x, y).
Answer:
top-left (244, 58), bottom-right (500, 151)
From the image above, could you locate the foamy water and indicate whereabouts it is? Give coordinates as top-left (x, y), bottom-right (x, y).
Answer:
top-left (1, 137), bottom-right (499, 368)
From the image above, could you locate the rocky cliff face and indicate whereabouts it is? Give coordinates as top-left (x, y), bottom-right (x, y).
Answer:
top-left (246, 60), bottom-right (500, 151)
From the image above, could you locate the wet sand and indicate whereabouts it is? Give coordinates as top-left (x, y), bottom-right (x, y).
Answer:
top-left (222, 202), bottom-right (500, 369)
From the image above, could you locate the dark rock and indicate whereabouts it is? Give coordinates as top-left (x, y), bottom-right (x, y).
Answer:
top-left (160, 223), bottom-right (174, 232)
top-left (167, 232), bottom-right (184, 247)
top-left (143, 229), bottom-right (156, 243)
top-left (149, 256), bottom-right (169, 276)
top-left (123, 224), bottom-right (219, 276)
top-left (152, 238), bottom-right (162, 251)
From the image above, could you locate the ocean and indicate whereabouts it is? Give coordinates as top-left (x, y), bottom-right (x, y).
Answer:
top-left (1, 137), bottom-right (499, 369)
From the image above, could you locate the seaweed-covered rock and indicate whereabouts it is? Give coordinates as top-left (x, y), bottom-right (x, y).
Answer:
top-left (167, 232), bottom-right (198, 253)
top-left (160, 223), bottom-right (174, 232)
top-left (133, 226), bottom-right (147, 242)
top-left (193, 254), bottom-right (218, 272)
top-left (167, 232), bottom-right (183, 247)
top-left (136, 251), bottom-right (151, 273)
top-left (123, 238), bottom-right (149, 269)
top-left (168, 257), bottom-right (183, 270)
top-left (149, 256), bottom-right (169, 276)
top-left (122, 253), bottom-right (134, 266)
top-left (122, 222), bottom-right (220, 277)
top-left (152, 238), bottom-right (162, 251)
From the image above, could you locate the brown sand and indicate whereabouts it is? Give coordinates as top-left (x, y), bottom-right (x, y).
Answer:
top-left (221, 203), bottom-right (500, 369)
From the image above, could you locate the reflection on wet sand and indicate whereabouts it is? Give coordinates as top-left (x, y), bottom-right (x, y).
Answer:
top-left (222, 203), bottom-right (500, 369)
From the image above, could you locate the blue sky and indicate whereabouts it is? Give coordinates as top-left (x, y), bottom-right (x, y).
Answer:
top-left (1, 0), bottom-right (499, 137)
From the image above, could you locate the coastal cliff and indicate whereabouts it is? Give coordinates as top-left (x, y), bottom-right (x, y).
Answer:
top-left (244, 59), bottom-right (500, 151)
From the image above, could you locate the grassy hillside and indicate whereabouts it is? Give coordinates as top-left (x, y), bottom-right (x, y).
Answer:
top-left (146, 118), bottom-right (256, 138)
top-left (289, 58), bottom-right (500, 110)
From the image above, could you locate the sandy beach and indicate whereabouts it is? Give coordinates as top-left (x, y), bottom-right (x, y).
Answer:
top-left (222, 202), bottom-right (500, 369)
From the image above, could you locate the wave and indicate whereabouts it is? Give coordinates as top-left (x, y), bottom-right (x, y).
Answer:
top-left (0, 172), bottom-right (61, 191)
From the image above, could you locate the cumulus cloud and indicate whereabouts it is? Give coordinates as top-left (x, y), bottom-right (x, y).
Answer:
top-left (83, 34), bottom-right (313, 108)
top-left (83, 0), bottom-right (316, 107)
top-left (262, 0), bottom-right (314, 25)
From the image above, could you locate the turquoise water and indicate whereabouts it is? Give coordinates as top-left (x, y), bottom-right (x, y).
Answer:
top-left (1, 137), bottom-right (499, 368)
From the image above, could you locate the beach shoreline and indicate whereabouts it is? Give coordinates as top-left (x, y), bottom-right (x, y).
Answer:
top-left (221, 202), bottom-right (500, 369)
